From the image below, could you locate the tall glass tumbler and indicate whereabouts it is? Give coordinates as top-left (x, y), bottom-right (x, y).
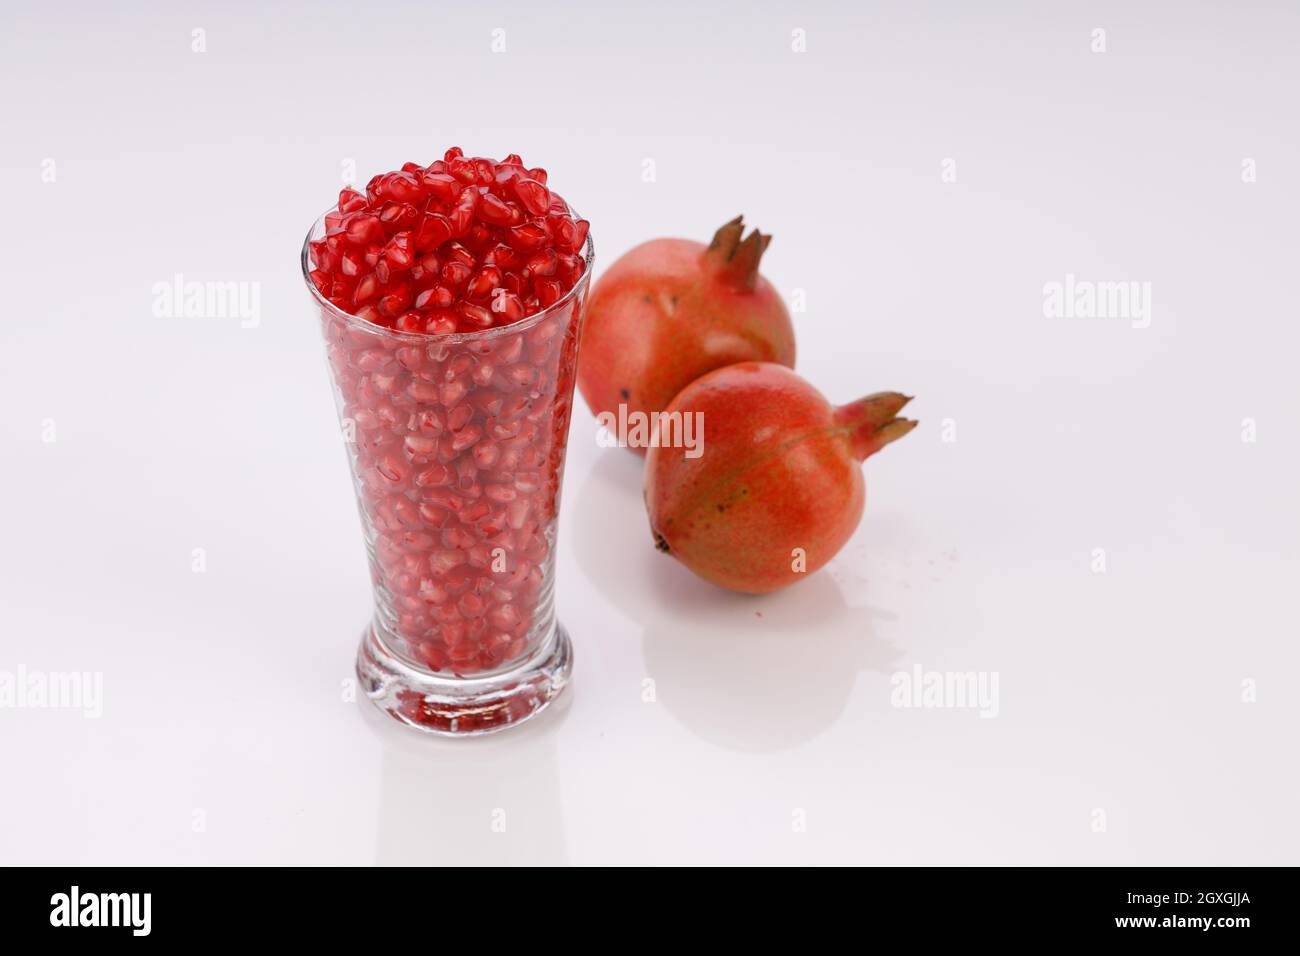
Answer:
top-left (301, 213), bottom-right (593, 736)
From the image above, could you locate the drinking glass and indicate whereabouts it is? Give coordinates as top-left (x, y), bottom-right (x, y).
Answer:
top-left (301, 213), bottom-right (593, 735)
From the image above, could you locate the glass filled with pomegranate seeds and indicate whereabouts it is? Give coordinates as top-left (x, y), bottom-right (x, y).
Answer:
top-left (301, 148), bottom-right (593, 735)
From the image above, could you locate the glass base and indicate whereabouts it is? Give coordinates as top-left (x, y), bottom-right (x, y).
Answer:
top-left (355, 620), bottom-right (573, 737)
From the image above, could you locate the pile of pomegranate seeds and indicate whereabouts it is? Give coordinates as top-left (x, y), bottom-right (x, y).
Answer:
top-left (310, 150), bottom-right (592, 692)
top-left (308, 147), bottom-right (590, 334)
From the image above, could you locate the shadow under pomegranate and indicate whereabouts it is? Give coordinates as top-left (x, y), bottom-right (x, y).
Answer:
top-left (571, 447), bottom-right (905, 752)
top-left (639, 574), bottom-right (904, 752)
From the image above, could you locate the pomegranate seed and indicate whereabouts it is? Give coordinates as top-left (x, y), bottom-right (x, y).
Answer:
top-left (457, 302), bottom-right (494, 329)
top-left (483, 243), bottom-right (522, 271)
top-left (449, 188), bottom-right (480, 236)
top-left (466, 266), bottom-right (502, 301)
top-left (432, 550), bottom-right (467, 574)
top-left (476, 192), bottom-right (516, 226)
top-left (415, 409), bottom-right (444, 435)
top-left (340, 248), bottom-right (364, 277)
top-left (413, 212), bottom-right (453, 251)
top-left (472, 441), bottom-right (501, 469)
top-left (376, 454), bottom-right (409, 486)
top-left (513, 178), bottom-right (551, 216)
top-left (514, 472), bottom-right (542, 493)
top-left (524, 248), bottom-right (558, 277)
top-left (418, 578), bottom-right (449, 604)
top-left (484, 483), bottom-right (517, 503)
top-left (404, 434), bottom-right (439, 459)
top-left (553, 216), bottom-right (590, 254)
top-left (437, 528), bottom-right (472, 553)
top-left (472, 158), bottom-right (495, 184)
top-left (415, 643), bottom-right (448, 670)
top-left (445, 354), bottom-right (473, 379)
top-left (338, 187), bottom-right (368, 213)
top-left (441, 260), bottom-right (472, 289)
top-left (460, 224), bottom-right (489, 252)
top-left (395, 311), bottom-right (423, 333)
top-left (506, 222), bottom-right (549, 252)
top-left (506, 499), bottom-right (531, 530)
top-left (419, 495), bottom-right (462, 524)
top-left (379, 202), bottom-right (419, 230)
top-left (423, 313), bottom-right (458, 335)
top-left (345, 214), bottom-right (384, 246)
top-left (415, 463), bottom-right (452, 487)
top-left (387, 172), bottom-right (424, 203)
top-left (400, 531), bottom-right (436, 552)
top-left (420, 285), bottom-right (456, 310)
top-left (444, 242), bottom-right (477, 268)
top-left (448, 642), bottom-right (477, 663)
top-left (377, 284), bottom-right (413, 317)
top-left (457, 593), bottom-right (487, 618)
top-left (535, 278), bottom-right (564, 307)
top-left (570, 219), bottom-right (590, 251)
top-left (421, 171), bottom-right (461, 202)
top-left (502, 364), bottom-right (537, 390)
top-left (440, 379), bottom-right (468, 406)
top-left (560, 253), bottom-right (585, 282)
top-left (382, 233), bottom-right (414, 270)
top-left (450, 424), bottom-right (483, 451)
top-left (353, 274), bottom-right (379, 304)
top-left (408, 380), bottom-right (440, 403)
top-left (447, 156), bottom-right (477, 184)
top-left (487, 604), bottom-right (521, 630)
top-left (446, 401), bottom-right (474, 431)
top-left (491, 290), bottom-right (525, 321)
top-left (493, 163), bottom-right (525, 193)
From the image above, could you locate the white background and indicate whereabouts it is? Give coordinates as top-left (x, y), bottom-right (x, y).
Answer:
top-left (2, 1), bottom-right (1297, 865)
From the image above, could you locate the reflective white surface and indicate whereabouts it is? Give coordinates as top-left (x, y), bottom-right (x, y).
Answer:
top-left (1, 0), bottom-right (1297, 865)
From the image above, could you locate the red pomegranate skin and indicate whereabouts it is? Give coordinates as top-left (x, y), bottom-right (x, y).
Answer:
top-left (645, 362), bottom-right (916, 594)
top-left (578, 217), bottom-right (795, 453)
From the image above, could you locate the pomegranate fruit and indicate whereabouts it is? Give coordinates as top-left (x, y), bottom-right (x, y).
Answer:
top-left (645, 362), bottom-right (916, 594)
top-left (577, 216), bottom-right (795, 453)
top-left (307, 147), bottom-right (590, 335)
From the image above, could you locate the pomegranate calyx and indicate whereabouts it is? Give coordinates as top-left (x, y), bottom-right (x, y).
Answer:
top-left (705, 215), bottom-right (745, 260)
top-left (835, 392), bottom-right (918, 461)
top-left (702, 215), bottom-right (772, 291)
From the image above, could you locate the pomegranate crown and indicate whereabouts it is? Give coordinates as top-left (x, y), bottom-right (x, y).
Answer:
top-left (834, 392), bottom-right (918, 461)
top-left (703, 215), bottom-right (772, 291)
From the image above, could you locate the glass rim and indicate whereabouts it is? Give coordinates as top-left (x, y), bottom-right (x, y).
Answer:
top-left (300, 204), bottom-right (595, 344)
